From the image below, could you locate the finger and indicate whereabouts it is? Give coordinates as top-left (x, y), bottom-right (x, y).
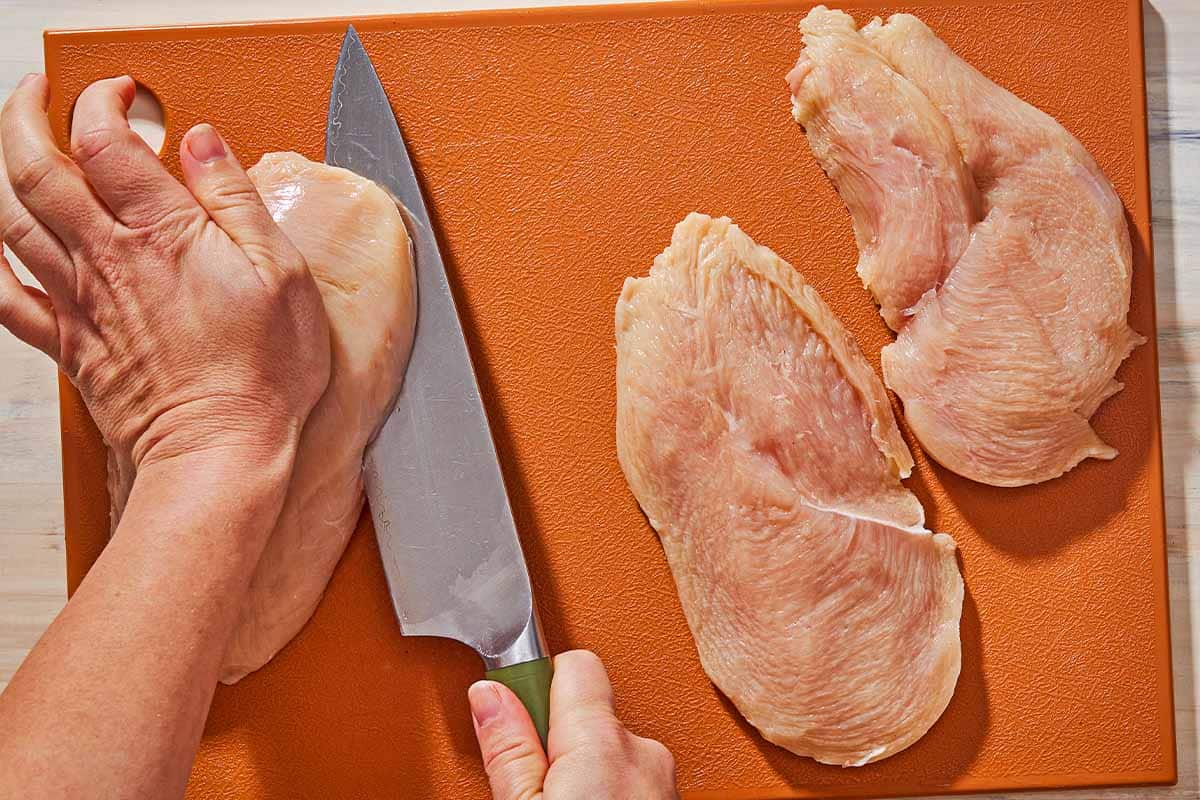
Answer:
top-left (178, 124), bottom-right (301, 277)
top-left (1, 73), bottom-right (114, 253)
top-left (468, 680), bottom-right (548, 800)
top-left (70, 76), bottom-right (196, 230)
top-left (549, 650), bottom-right (617, 719)
top-left (0, 249), bottom-right (58, 358)
top-left (0, 131), bottom-right (77, 303)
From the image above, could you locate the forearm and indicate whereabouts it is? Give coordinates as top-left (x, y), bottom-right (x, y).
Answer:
top-left (0, 438), bottom-right (296, 799)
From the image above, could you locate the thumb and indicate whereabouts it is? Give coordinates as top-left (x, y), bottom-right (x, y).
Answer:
top-left (468, 680), bottom-right (548, 800)
top-left (178, 123), bottom-right (299, 276)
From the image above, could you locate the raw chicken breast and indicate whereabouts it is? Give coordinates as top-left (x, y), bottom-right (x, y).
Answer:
top-left (615, 213), bottom-right (962, 766)
top-left (109, 152), bottom-right (416, 682)
top-left (788, 7), bottom-right (1144, 486)
top-left (787, 7), bottom-right (978, 331)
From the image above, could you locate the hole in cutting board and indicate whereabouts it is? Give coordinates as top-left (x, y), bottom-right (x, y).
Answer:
top-left (128, 82), bottom-right (166, 155)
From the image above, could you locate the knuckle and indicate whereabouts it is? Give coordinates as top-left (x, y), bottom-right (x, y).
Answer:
top-left (643, 738), bottom-right (675, 772)
top-left (580, 714), bottom-right (630, 756)
top-left (11, 151), bottom-right (67, 199)
top-left (78, 222), bottom-right (120, 275)
top-left (0, 202), bottom-right (38, 249)
top-left (204, 180), bottom-right (264, 216)
top-left (137, 206), bottom-right (202, 254)
top-left (250, 242), bottom-right (305, 281)
top-left (71, 125), bottom-right (125, 167)
top-left (481, 734), bottom-right (540, 775)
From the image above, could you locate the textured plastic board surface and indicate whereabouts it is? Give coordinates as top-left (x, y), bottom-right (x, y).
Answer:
top-left (46, 0), bottom-right (1173, 797)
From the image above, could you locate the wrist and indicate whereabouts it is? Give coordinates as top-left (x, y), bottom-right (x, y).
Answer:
top-left (135, 438), bottom-right (299, 491)
top-left (126, 395), bottom-right (303, 523)
top-left (131, 395), bottom-right (304, 475)
top-left (117, 436), bottom-right (298, 557)
top-left (132, 436), bottom-right (300, 512)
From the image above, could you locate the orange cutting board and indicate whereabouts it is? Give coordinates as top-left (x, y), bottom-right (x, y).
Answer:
top-left (48, 0), bottom-right (1174, 797)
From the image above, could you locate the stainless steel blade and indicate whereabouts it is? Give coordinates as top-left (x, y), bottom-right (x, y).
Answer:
top-left (326, 27), bottom-right (544, 669)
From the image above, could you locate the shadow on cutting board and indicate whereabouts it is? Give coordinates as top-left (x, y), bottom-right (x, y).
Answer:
top-left (938, 448), bottom-right (1137, 558)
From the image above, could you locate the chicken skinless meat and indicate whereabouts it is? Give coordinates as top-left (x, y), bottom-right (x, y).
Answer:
top-left (108, 152), bottom-right (417, 682)
top-left (787, 7), bottom-right (978, 332)
top-left (788, 7), bottom-right (1144, 487)
top-left (615, 213), bottom-right (963, 766)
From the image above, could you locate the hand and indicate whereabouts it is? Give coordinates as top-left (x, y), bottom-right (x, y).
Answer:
top-left (469, 650), bottom-right (678, 800)
top-left (0, 74), bottom-right (330, 469)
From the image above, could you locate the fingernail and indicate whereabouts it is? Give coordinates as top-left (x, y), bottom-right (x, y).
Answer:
top-left (186, 124), bottom-right (226, 164)
top-left (17, 73), bottom-right (39, 88)
top-left (468, 681), bottom-right (504, 727)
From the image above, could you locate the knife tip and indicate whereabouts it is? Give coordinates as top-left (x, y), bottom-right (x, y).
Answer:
top-left (337, 24), bottom-right (364, 59)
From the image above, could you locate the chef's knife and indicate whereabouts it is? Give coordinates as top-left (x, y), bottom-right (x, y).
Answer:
top-left (325, 26), bottom-right (553, 744)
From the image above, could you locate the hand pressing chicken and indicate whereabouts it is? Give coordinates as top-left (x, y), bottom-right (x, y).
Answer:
top-left (0, 73), bottom-right (330, 798)
top-left (1, 75), bottom-right (330, 466)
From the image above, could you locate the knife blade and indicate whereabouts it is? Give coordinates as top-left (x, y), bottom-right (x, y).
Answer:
top-left (325, 26), bottom-right (552, 743)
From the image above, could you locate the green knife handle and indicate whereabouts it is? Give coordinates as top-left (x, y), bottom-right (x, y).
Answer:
top-left (486, 657), bottom-right (553, 748)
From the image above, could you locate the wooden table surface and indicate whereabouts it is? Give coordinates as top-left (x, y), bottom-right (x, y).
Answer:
top-left (0, 1), bottom-right (1196, 797)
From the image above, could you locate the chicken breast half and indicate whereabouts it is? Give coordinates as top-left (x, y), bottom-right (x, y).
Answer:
top-left (789, 7), bottom-right (1144, 486)
top-left (787, 8), bottom-right (978, 332)
top-left (615, 213), bottom-right (963, 766)
top-left (108, 152), bottom-right (417, 683)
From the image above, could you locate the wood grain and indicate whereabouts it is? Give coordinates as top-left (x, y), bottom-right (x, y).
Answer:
top-left (0, 1), bottom-right (1196, 797)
